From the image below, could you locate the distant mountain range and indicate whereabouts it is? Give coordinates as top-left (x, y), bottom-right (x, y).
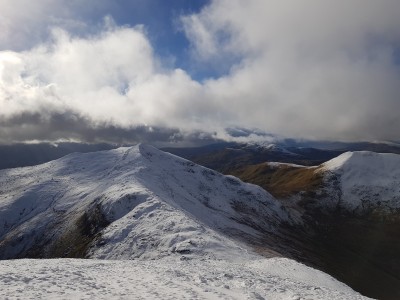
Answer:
top-left (0, 142), bottom-right (116, 170)
top-left (163, 140), bottom-right (400, 172)
top-left (1, 139), bottom-right (400, 171)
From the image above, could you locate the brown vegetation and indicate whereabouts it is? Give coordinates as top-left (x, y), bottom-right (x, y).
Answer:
top-left (230, 163), bottom-right (323, 198)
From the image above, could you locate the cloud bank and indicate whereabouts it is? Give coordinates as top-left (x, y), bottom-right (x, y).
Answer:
top-left (1, 0), bottom-right (400, 144)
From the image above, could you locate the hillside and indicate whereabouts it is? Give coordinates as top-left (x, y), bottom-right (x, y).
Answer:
top-left (0, 144), bottom-right (368, 299)
top-left (229, 162), bottom-right (322, 199)
top-left (321, 151), bottom-right (400, 212)
top-left (0, 144), bottom-right (291, 260)
top-left (228, 151), bottom-right (400, 299)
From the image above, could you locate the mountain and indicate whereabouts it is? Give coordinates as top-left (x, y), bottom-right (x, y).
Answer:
top-left (0, 144), bottom-right (368, 299)
top-left (229, 151), bottom-right (400, 213)
top-left (163, 142), bottom-right (344, 175)
top-left (1, 145), bottom-right (398, 298)
top-left (229, 151), bottom-right (400, 299)
top-left (2, 139), bottom-right (398, 172)
top-left (321, 151), bottom-right (400, 213)
top-left (163, 140), bottom-right (400, 174)
top-left (0, 144), bottom-right (292, 260)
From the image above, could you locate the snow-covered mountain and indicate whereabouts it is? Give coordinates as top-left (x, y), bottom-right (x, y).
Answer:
top-left (247, 150), bottom-right (400, 215)
top-left (320, 151), bottom-right (400, 213)
top-left (0, 144), bottom-right (291, 260)
top-left (0, 144), bottom-right (369, 299)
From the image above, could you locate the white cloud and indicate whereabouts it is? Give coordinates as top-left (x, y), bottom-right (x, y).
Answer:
top-left (185, 0), bottom-right (400, 141)
top-left (0, 23), bottom-right (217, 141)
top-left (0, 0), bottom-right (90, 51)
top-left (1, 0), bottom-right (400, 143)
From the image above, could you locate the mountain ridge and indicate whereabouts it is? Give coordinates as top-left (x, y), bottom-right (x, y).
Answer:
top-left (0, 144), bottom-right (291, 260)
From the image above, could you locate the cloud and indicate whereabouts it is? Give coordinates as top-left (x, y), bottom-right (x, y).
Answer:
top-left (0, 22), bottom-right (223, 144)
top-left (0, 0), bottom-right (89, 51)
top-left (1, 0), bottom-right (400, 144)
top-left (0, 110), bottom-right (218, 145)
top-left (183, 0), bottom-right (400, 141)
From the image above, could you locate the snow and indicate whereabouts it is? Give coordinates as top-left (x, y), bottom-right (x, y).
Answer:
top-left (246, 142), bottom-right (298, 156)
top-left (0, 145), bottom-right (370, 299)
top-left (0, 257), bottom-right (369, 300)
top-left (322, 151), bottom-right (400, 212)
top-left (267, 162), bottom-right (307, 169)
top-left (0, 144), bottom-right (290, 260)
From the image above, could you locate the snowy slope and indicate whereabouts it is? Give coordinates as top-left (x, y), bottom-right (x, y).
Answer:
top-left (0, 257), bottom-right (369, 300)
top-left (321, 151), bottom-right (400, 212)
top-left (0, 144), bottom-right (290, 260)
top-left (0, 145), bottom-right (371, 299)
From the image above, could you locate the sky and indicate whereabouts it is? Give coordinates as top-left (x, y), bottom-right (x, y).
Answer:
top-left (1, 0), bottom-right (400, 145)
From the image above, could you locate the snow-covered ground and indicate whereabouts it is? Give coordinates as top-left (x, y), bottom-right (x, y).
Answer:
top-left (0, 257), bottom-right (368, 300)
top-left (0, 145), bottom-right (377, 299)
top-left (321, 151), bottom-right (400, 212)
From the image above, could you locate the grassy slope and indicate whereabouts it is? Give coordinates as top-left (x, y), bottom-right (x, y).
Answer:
top-left (229, 163), bottom-right (323, 198)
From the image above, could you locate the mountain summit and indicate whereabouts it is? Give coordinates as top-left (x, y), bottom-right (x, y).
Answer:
top-left (321, 151), bottom-right (400, 212)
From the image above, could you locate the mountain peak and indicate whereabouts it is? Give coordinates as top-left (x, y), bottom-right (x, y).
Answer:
top-left (0, 144), bottom-right (289, 260)
top-left (320, 151), bottom-right (400, 211)
top-left (323, 150), bottom-right (400, 174)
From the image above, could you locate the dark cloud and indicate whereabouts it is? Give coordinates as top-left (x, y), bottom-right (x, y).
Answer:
top-left (225, 127), bottom-right (275, 138)
top-left (0, 110), bottom-right (219, 146)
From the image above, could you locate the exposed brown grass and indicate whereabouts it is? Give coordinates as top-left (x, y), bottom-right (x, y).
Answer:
top-left (230, 163), bottom-right (323, 198)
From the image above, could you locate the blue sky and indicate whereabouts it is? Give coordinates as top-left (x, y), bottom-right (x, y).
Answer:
top-left (75, 0), bottom-right (211, 79)
top-left (0, 0), bottom-right (212, 80)
top-left (1, 0), bottom-right (400, 144)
